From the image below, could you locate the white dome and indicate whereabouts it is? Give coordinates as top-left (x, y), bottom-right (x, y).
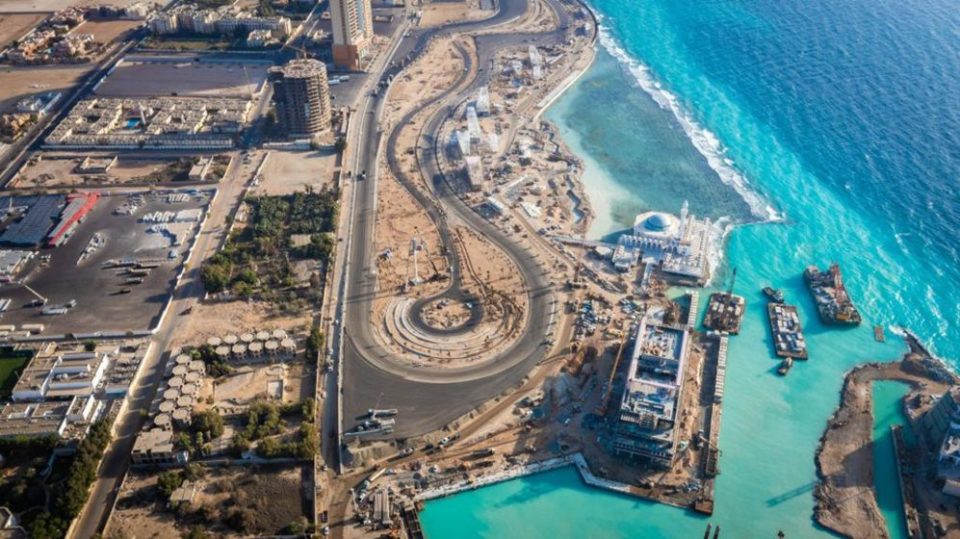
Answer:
top-left (633, 211), bottom-right (679, 237)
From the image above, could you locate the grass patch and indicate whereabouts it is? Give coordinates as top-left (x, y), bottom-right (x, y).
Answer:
top-left (0, 347), bottom-right (32, 398)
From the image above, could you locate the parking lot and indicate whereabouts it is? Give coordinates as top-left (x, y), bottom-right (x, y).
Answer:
top-left (95, 54), bottom-right (271, 99)
top-left (0, 189), bottom-right (211, 334)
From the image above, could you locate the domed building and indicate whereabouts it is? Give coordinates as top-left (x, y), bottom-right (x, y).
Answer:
top-left (633, 211), bottom-right (679, 238)
top-left (610, 201), bottom-right (713, 285)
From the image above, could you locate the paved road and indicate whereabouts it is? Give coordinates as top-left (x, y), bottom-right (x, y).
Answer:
top-left (70, 151), bottom-right (257, 539)
top-left (339, 0), bottom-right (573, 439)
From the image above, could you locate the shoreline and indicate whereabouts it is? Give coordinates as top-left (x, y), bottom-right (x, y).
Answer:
top-left (813, 340), bottom-right (959, 539)
top-left (418, 453), bottom-right (687, 510)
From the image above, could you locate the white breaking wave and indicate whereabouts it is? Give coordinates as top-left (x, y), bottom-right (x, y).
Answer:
top-left (706, 217), bottom-right (734, 286)
top-left (594, 21), bottom-right (783, 223)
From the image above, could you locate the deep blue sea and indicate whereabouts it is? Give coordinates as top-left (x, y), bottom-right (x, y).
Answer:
top-left (422, 0), bottom-right (960, 537)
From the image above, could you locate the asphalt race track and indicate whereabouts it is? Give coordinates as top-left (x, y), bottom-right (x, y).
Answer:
top-left (341, 0), bottom-right (571, 439)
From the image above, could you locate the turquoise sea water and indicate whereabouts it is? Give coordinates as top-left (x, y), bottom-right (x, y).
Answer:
top-left (423, 0), bottom-right (960, 536)
top-left (872, 381), bottom-right (911, 539)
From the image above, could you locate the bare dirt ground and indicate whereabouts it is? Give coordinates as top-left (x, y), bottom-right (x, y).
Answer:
top-left (456, 224), bottom-right (527, 322)
top-left (0, 0), bottom-right (132, 12)
top-left (11, 154), bottom-right (210, 188)
top-left (169, 299), bottom-right (310, 350)
top-left (815, 353), bottom-right (954, 539)
top-left (0, 13), bottom-right (46, 49)
top-left (421, 297), bottom-right (472, 329)
top-left (255, 149), bottom-right (336, 196)
top-left (107, 466), bottom-right (309, 539)
top-left (372, 165), bottom-right (449, 295)
top-left (372, 36), bottom-right (467, 303)
top-left (76, 19), bottom-right (139, 46)
top-left (0, 63), bottom-right (89, 111)
top-left (211, 363), bottom-right (309, 408)
top-left (420, 0), bottom-right (487, 27)
top-left (368, 33), bottom-right (537, 369)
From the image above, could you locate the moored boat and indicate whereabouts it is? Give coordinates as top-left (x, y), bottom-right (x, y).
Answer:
top-left (778, 357), bottom-right (793, 376)
top-left (763, 286), bottom-right (784, 303)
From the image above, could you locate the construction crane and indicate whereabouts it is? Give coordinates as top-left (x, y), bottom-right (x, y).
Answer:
top-left (408, 234), bottom-right (424, 286)
top-left (726, 267), bottom-right (737, 296)
top-left (596, 327), bottom-right (629, 416)
top-left (418, 233), bottom-right (440, 276)
top-left (137, 103), bottom-right (148, 130)
top-left (19, 281), bottom-right (46, 306)
top-left (407, 228), bottom-right (439, 285)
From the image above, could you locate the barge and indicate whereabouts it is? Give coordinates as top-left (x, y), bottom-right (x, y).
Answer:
top-left (767, 303), bottom-right (808, 359)
top-left (703, 292), bottom-right (745, 334)
top-left (804, 263), bottom-right (862, 325)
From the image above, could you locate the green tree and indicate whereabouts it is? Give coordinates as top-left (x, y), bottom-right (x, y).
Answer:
top-left (201, 263), bottom-right (231, 293)
top-left (191, 410), bottom-right (224, 440)
top-left (183, 527), bottom-right (212, 539)
top-left (301, 398), bottom-right (316, 419)
top-left (297, 422), bottom-right (318, 459)
top-left (334, 136), bottom-right (347, 155)
top-left (235, 267), bottom-right (258, 286)
top-left (157, 471), bottom-right (184, 499)
top-left (305, 326), bottom-right (324, 362)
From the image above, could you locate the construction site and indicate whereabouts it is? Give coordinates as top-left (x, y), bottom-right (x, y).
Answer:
top-left (316, 0), bottom-right (736, 534)
top-left (8, 152), bottom-right (235, 188)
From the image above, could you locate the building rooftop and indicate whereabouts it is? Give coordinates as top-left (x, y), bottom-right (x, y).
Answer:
top-left (615, 319), bottom-right (690, 453)
top-left (132, 428), bottom-right (176, 455)
top-left (0, 401), bottom-right (69, 438)
top-left (271, 58), bottom-right (327, 79)
top-left (11, 342), bottom-right (116, 401)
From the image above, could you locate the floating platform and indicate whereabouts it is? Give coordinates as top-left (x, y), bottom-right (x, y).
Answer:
top-left (804, 263), bottom-right (862, 325)
top-left (875, 324), bottom-right (885, 343)
top-left (767, 303), bottom-right (808, 359)
top-left (702, 292), bottom-right (745, 335)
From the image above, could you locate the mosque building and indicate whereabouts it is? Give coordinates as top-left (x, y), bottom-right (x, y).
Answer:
top-left (610, 201), bottom-right (713, 285)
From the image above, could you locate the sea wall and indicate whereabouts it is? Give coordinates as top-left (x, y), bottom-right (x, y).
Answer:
top-left (416, 452), bottom-right (640, 503)
top-left (813, 350), bottom-right (957, 539)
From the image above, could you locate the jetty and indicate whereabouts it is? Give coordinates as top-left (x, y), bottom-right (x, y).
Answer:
top-left (401, 504), bottom-right (425, 539)
top-left (890, 425), bottom-right (923, 539)
top-left (767, 303), bottom-right (808, 359)
top-left (804, 263), bottom-right (862, 325)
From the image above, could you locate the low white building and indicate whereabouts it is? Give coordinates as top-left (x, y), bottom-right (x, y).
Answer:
top-left (610, 201), bottom-right (713, 284)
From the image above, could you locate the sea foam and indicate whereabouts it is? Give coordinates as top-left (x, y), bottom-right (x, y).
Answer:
top-left (594, 21), bottom-right (783, 224)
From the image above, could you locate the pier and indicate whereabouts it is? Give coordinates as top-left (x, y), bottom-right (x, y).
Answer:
top-left (694, 335), bottom-right (729, 515)
top-left (686, 291), bottom-right (700, 328)
top-left (703, 336), bottom-right (727, 477)
top-left (890, 425), bottom-right (923, 539)
top-left (401, 503), bottom-right (425, 539)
